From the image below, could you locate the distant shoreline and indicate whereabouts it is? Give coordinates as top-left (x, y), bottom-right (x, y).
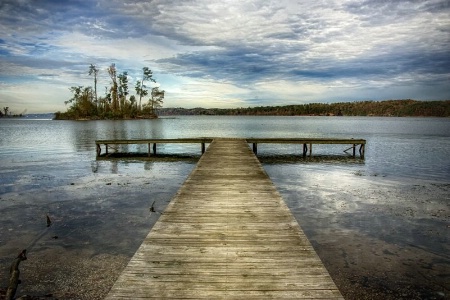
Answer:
top-left (7, 99), bottom-right (450, 120)
top-left (158, 99), bottom-right (450, 117)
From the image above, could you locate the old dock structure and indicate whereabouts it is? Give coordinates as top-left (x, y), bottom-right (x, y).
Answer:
top-left (96, 137), bottom-right (366, 158)
top-left (105, 138), bottom-right (344, 299)
top-left (96, 138), bottom-right (214, 157)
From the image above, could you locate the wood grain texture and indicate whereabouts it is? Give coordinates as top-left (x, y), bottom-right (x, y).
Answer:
top-left (105, 138), bottom-right (343, 299)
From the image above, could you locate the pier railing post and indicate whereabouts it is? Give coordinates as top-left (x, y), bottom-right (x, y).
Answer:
top-left (253, 143), bottom-right (257, 154)
top-left (153, 143), bottom-right (157, 156)
top-left (201, 143), bottom-right (205, 154)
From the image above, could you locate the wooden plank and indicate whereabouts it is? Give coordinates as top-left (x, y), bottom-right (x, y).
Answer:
top-left (105, 138), bottom-right (343, 299)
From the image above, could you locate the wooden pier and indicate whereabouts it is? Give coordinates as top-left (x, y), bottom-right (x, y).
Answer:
top-left (96, 137), bottom-right (366, 158)
top-left (105, 138), bottom-right (343, 299)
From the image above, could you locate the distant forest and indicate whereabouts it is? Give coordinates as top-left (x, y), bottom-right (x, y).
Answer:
top-left (159, 100), bottom-right (450, 117)
top-left (0, 106), bottom-right (24, 118)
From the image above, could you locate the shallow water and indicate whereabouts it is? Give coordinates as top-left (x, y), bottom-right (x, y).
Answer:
top-left (0, 116), bottom-right (449, 299)
top-left (264, 163), bottom-right (449, 299)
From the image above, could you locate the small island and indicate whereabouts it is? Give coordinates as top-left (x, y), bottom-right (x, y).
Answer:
top-left (0, 107), bottom-right (25, 118)
top-left (54, 64), bottom-right (165, 120)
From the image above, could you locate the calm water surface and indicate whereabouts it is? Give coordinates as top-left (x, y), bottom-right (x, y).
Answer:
top-left (0, 116), bottom-right (449, 299)
top-left (2, 116), bottom-right (449, 179)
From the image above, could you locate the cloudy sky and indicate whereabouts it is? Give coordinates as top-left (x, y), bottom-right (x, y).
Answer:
top-left (0, 0), bottom-right (449, 113)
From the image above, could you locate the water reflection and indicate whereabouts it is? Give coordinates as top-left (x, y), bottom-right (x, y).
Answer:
top-left (258, 154), bottom-right (366, 164)
top-left (66, 119), bottom-right (167, 154)
top-left (1, 116), bottom-right (449, 299)
top-left (264, 162), bottom-right (449, 299)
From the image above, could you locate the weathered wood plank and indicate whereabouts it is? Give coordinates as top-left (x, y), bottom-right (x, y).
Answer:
top-left (105, 138), bottom-right (343, 299)
top-left (108, 290), bottom-right (343, 299)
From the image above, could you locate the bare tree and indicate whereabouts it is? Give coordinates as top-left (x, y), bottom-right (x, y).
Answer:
top-left (107, 64), bottom-right (119, 112)
top-left (135, 67), bottom-right (155, 110)
top-left (88, 64), bottom-right (99, 105)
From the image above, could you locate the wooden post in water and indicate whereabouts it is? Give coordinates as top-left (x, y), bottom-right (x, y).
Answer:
top-left (353, 144), bottom-right (356, 158)
top-left (105, 144), bottom-right (109, 155)
top-left (153, 143), bottom-right (157, 156)
top-left (302, 143), bottom-right (308, 157)
top-left (360, 144), bottom-right (365, 158)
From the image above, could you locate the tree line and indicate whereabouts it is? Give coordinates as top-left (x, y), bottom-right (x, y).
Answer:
top-left (159, 100), bottom-right (450, 117)
top-left (0, 107), bottom-right (25, 118)
top-left (54, 64), bottom-right (165, 120)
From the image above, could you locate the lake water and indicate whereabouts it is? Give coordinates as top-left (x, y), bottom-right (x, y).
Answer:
top-left (0, 116), bottom-right (449, 299)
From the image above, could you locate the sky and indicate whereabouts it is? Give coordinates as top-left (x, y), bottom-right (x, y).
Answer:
top-left (0, 0), bottom-right (449, 113)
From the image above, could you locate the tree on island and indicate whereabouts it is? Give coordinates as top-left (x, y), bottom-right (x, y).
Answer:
top-left (151, 87), bottom-right (165, 113)
top-left (142, 86), bottom-right (165, 115)
top-left (135, 67), bottom-right (156, 110)
top-left (88, 64), bottom-right (99, 105)
top-left (118, 71), bottom-right (129, 113)
top-left (55, 64), bottom-right (165, 120)
top-left (107, 63), bottom-right (119, 112)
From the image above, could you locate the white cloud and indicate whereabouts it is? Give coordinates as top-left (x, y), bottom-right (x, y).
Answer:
top-left (164, 77), bottom-right (250, 108)
top-left (0, 82), bottom-right (68, 113)
top-left (0, 0), bottom-right (449, 113)
top-left (51, 32), bottom-right (179, 62)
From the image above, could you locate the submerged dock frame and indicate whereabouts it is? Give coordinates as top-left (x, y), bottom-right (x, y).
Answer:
top-left (96, 137), bottom-right (366, 158)
top-left (96, 138), bottom-right (213, 157)
top-left (247, 138), bottom-right (366, 158)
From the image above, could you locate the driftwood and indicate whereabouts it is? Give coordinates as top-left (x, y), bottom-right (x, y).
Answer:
top-left (4, 216), bottom-right (54, 299)
top-left (150, 200), bottom-right (156, 212)
top-left (5, 249), bottom-right (27, 300)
